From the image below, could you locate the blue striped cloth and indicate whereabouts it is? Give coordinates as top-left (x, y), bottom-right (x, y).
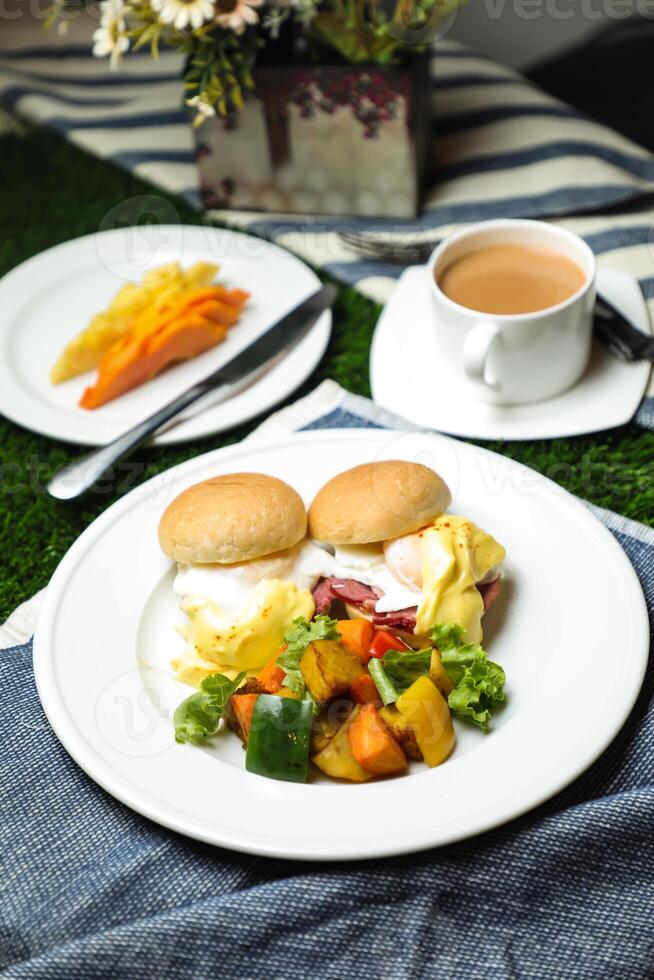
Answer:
top-left (1, 384), bottom-right (653, 979)
top-left (0, 15), bottom-right (652, 425)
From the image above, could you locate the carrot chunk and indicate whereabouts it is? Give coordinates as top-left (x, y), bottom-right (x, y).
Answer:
top-left (336, 619), bottom-right (375, 663)
top-left (350, 674), bottom-right (382, 706)
top-left (258, 653), bottom-right (286, 694)
top-left (348, 704), bottom-right (408, 776)
top-left (229, 693), bottom-right (259, 744)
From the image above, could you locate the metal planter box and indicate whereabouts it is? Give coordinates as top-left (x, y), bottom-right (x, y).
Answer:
top-left (194, 56), bottom-right (430, 219)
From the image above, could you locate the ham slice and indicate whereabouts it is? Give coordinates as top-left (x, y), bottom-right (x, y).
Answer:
top-left (312, 578), bottom-right (336, 615)
top-left (330, 579), bottom-right (381, 609)
top-left (312, 575), bottom-right (502, 628)
top-left (477, 577), bottom-right (501, 611)
top-left (371, 608), bottom-right (417, 631)
top-left (312, 577), bottom-right (381, 615)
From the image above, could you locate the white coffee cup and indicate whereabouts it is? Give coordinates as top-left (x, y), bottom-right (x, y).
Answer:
top-left (428, 219), bottom-right (597, 405)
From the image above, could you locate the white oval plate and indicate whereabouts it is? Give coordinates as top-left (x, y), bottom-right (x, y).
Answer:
top-left (34, 430), bottom-right (648, 861)
top-left (0, 225), bottom-right (330, 446)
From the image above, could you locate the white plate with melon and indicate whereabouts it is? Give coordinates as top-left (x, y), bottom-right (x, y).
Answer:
top-left (33, 430), bottom-right (649, 860)
top-left (0, 225), bottom-right (331, 445)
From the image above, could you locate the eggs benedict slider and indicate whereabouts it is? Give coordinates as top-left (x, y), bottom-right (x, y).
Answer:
top-left (308, 460), bottom-right (505, 645)
top-left (159, 473), bottom-right (335, 687)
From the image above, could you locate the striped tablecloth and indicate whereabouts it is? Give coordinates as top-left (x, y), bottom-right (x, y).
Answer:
top-left (0, 13), bottom-right (652, 417)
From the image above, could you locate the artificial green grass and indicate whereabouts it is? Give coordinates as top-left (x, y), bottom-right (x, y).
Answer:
top-left (0, 127), bottom-right (652, 621)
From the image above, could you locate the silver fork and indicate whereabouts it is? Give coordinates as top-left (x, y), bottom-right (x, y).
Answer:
top-left (338, 229), bottom-right (441, 265)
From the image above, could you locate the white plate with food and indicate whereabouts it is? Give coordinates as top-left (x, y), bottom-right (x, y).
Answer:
top-left (33, 430), bottom-right (648, 860)
top-left (0, 225), bottom-right (331, 446)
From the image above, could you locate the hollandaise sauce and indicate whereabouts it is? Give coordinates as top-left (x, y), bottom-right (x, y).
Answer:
top-left (172, 578), bottom-right (314, 687)
top-left (415, 515), bottom-right (505, 642)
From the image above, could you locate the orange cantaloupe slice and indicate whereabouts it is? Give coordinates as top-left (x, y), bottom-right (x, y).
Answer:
top-left (79, 286), bottom-right (248, 410)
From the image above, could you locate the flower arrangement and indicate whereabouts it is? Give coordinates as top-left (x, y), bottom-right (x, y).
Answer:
top-left (49, 0), bottom-right (461, 123)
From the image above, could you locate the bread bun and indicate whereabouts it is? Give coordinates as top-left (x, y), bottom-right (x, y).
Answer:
top-left (309, 460), bottom-right (451, 544)
top-left (158, 473), bottom-right (307, 564)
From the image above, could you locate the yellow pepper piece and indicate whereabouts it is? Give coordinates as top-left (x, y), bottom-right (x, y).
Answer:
top-left (396, 676), bottom-right (455, 768)
top-left (430, 648), bottom-right (454, 698)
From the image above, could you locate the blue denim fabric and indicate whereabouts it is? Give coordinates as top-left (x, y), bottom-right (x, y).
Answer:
top-left (1, 510), bottom-right (652, 978)
top-left (637, 396), bottom-right (654, 430)
top-left (2, 394), bottom-right (653, 977)
top-left (1, 518), bottom-right (653, 977)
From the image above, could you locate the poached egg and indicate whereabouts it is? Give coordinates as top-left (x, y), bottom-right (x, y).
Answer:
top-left (171, 539), bottom-right (335, 686)
top-left (384, 515), bottom-right (505, 642)
top-left (171, 515), bottom-right (505, 687)
top-left (317, 514), bottom-right (504, 643)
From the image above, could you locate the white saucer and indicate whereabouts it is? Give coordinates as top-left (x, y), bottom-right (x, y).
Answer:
top-left (370, 266), bottom-right (652, 440)
top-left (0, 226), bottom-right (331, 447)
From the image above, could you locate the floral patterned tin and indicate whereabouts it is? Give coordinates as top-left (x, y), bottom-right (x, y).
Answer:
top-left (193, 55), bottom-right (430, 218)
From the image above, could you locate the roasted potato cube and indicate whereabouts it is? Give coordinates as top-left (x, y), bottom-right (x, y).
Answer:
top-left (380, 705), bottom-right (423, 761)
top-left (311, 710), bottom-right (342, 755)
top-left (300, 639), bottom-right (364, 702)
top-left (312, 706), bottom-right (371, 783)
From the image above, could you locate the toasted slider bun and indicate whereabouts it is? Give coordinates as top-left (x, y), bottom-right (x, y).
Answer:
top-left (158, 472), bottom-right (307, 564)
top-left (309, 460), bottom-right (451, 544)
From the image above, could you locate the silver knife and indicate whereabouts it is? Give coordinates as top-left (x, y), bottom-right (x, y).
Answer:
top-left (48, 284), bottom-right (337, 501)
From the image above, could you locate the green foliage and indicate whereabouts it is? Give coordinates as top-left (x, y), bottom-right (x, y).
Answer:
top-left (0, 127), bottom-right (652, 621)
top-left (282, 615), bottom-right (340, 658)
top-left (380, 647), bottom-right (432, 694)
top-left (174, 672), bottom-right (246, 742)
top-left (308, 0), bottom-right (461, 65)
top-left (131, 19), bottom-right (168, 60)
top-left (435, 628), bottom-right (506, 732)
top-left (368, 657), bottom-right (399, 705)
top-left (48, 0), bottom-right (467, 118)
top-left (183, 31), bottom-right (261, 120)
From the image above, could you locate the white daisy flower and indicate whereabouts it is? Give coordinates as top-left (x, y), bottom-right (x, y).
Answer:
top-left (214, 0), bottom-right (264, 35)
top-left (92, 0), bottom-right (130, 70)
top-left (185, 94), bottom-right (216, 119)
top-left (152, 0), bottom-right (215, 30)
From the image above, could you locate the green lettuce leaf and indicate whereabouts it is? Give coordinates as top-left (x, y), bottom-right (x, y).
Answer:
top-left (380, 648), bottom-right (432, 696)
top-left (368, 657), bottom-right (400, 706)
top-left (432, 624), bottom-right (506, 732)
top-left (445, 656), bottom-right (505, 731)
top-left (282, 615), bottom-right (340, 657)
top-left (431, 622), bottom-right (465, 649)
top-left (276, 615), bottom-right (339, 700)
top-left (174, 671), bottom-right (245, 744)
top-left (275, 664), bottom-right (306, 699)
